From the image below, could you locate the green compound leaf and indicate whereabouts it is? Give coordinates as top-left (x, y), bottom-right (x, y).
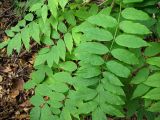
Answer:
top-left (111, 48), bottom-right (139, 65)
top-left (87, 14), bottom-right (118, 28)
top-left (122, 8), bottom-right (150, 20)
top-left (115, 34), bottom-right (149, 48)
top-left (106, 60), bottom-right (131, 78)
top-left (119, 21), bottom-right (151, 35)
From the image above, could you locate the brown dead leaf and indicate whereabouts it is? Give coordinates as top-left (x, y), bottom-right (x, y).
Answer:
top-left (0, 75), bottom-right (3, 82)
top-left (19, 100), bottom-right (31, 108)
top-left (3, 66), bottom-right (12, 73)
top-left (10, 89), bottom-right (19, 98)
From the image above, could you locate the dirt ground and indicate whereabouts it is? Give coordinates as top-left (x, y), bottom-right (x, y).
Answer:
top-left (0, 0), bottom-right (35, 119)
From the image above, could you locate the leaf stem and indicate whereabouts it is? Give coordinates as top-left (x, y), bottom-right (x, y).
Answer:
top-left (109, 2), bottom-right (122, 52)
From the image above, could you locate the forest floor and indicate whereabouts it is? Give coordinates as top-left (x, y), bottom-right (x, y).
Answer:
top-left (0, 0), bottom-right (35, 119)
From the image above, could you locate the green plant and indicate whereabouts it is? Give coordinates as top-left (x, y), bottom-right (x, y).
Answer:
top-left (1, 0), bottom-right (160, 120)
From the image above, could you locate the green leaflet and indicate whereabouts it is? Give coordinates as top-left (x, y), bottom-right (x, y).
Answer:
top-left (24, 13), bottom-right (34, 21)
top-left (143, 88), bottom-right (160, 100)
top-left (92, 107), bottom-right (106, 120)
top-left (30, 106), bottom-right (41, 120)
top-left (147, 101), bottom-right (160, 112)
top-left (87, 14), bottom-right (118, 28)
top-left (89, 4), bottom-right (98, 15)
top-left (68, 88), bottom-right (98, 101)
top-left (132, 84), bottom-right (150, 99)
top-left (30, 22), bottom-right (40, 43)
top-left (73, 77), bottom-right (99, 88)
top-left (131, 68), bottom-right (150, 84)
top-left (59, 0), bottom-right (68, 11)
top-left (30, 95), bottom-right (45, 106)
top-left (119, 21), bottom-right (151, 35)
top-left (47, 46), bottom-right (59, 66)
top-left (7, 33), bottom-right (22, 55)
top-left (76, 53), bottom-right (104, 66)
top-left (111, 48), bottom-right (139, 65)
top-left (144, 42), bottom-right (160, 57)
top-left (106, 60), bottom-right (131, 78)
top-left (21, 27), bottom-right (30, 51)
top-left (64, 10), bottom-right (76, 26)
top-left (76, 65), bottom-right (101, 78)
top-left (115, 34), bottom-right (149, 48)
top-left (101, 103), bottom-right (124, 117)
top-left (49, 82), bottom-right (69, 93)
top-left (40, 104), bottom-right (54, 120)
top-left (147, 57), bottom-right (160, 67)
top-left (58, 22), bottom-right (68, 33)
top-left (5, 30), bottom-right (14, 37)
top-left (53, 72), bottom-right (73, 84)
top-left (60, 108), bottom-right (72, 120)
top-left (30, 3), bottom-right (42, 11)
top-left (57, 39), bottom-right (66, 61)
top-left (59, 61), bottom-right (77, 72)
top-left (64, 33), bottom-right (73, 53)
top-left (101, 78), bottom-right (125, 96)
top-left (76, 42), bottom-right (109, 55)
top-left (103, 72), bottom-right (123, 86)
top-left (82, 27), bottom-right (113, 41)
top-left (41, 5), bottom-right (48, 23)
top-left (77, 101), bottom-right (97, 114)
top-left (102, 90), bottom-right (125, 105)
top-left (48, 0), bottom-right (58, 18)
top-left (122, 8), bottom-right (150, 20)
top-left (144, 72), bottom-right (160, 87)
top-left (123, 0), bottom-right (143, 4)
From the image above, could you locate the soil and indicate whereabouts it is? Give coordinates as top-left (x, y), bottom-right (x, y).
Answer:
top-left (0, 0), bottom-right (34, 119)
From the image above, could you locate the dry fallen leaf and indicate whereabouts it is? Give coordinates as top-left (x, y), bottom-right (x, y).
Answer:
top-left (10, 89), bottom-right (19, 98)
top-left (0, 75), bottom-right (3, 82)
